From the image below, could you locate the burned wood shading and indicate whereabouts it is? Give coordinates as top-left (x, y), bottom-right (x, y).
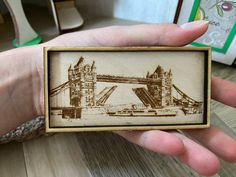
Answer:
top-left (44, 47), bottom-right (211, 132)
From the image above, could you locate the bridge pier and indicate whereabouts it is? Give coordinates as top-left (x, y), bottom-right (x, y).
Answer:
top-left (146, 65), bottom-right (173, 108)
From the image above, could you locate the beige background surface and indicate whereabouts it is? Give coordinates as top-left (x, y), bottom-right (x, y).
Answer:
top-left (50, 51), bottom-right (205, 100)
top-left (49, 51), bottom-right (205, 127)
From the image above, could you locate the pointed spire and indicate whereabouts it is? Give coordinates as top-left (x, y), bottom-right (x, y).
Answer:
top-left (76, 56), bottom-right (84, 67)
top-left (155, 65), bottom-right (161, 73)
top-left (68, 64), bottom-right (72, 71)
top-left (91, 61), bottom-right (95, 71)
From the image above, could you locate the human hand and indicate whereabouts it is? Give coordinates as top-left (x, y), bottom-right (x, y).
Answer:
top-left (1, 21), bottom-right (236, 176)
top-left (43, 21), bottom-right (236, 176)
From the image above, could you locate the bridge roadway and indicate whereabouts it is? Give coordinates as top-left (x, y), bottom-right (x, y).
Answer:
top-left (96, 75), bottom-right (160, 84)
top-left (51, 74), bottom-right (161, 94)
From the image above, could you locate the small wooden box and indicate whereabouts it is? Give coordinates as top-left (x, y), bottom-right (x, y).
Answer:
top-left (44, 47), bottom-right (211, 132)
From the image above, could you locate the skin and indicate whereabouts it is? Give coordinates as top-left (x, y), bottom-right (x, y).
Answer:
top-left (0, 21), bottom-right (236, 176)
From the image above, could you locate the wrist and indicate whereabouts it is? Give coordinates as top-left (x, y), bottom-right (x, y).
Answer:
top-left (31, 45), bottom-right (45, 116)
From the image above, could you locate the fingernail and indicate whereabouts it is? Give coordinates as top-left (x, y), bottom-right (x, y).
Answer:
top-left (180, 20), bottom-right (209, 29)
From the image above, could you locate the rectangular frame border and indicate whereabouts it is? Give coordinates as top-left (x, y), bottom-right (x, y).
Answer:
top-left (44, 47), bottom-right (211, 133)
top-left (188, 0), bottom-right (236, 54)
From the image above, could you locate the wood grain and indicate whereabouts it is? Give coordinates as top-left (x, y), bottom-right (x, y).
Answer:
top-left (0, 142), bottom-right (27, 177)
top-left (77, 132), bottom-right (155, 177)
top-left (23, 133), bottom-right (92, 177)
top-left (77, 132), bottom-right (209, 177)
top-left (44, 47), bottom-right (211, 133)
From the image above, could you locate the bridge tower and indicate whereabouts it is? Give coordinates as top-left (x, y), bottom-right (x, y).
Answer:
top-left (146, 65), bottom-right (173, 107)
top-left (68, 57), bottom-right (97, 107)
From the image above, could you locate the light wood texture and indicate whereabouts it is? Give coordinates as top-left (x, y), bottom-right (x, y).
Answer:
top-left (23, 133), bottom-right (92, 177)
top-left (0, 142), bottom-right (27, 177)
top-left (44, 47), bottom-right (211, 132)
top-left (0, 5), bottom-right (235, 177)
top-left (3, 0), bottom-right (38, 45)
top-left (77, 131), bottom-right (220, 177)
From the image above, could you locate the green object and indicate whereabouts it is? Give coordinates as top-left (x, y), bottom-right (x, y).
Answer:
top-left (188, 0), bottom-right (236, 54)
top-left (194, 7), bottom-right (205, 20)
top-left (12, 36), bottom-right (42, 48)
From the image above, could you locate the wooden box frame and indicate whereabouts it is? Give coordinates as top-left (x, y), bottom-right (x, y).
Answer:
top-left (44, 47), bottom-right (211, 133)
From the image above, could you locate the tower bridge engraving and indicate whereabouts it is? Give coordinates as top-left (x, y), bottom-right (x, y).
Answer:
top-left (50, 57), bottom-right (203, 118)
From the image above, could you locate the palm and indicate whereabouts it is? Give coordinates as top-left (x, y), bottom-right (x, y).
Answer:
top-left (39, 23), bottom-right (236, 176)
top-left (2, 22), bottom-right (235, 176)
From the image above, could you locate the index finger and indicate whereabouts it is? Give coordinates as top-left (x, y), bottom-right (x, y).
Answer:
top-left (212, 76), bottom-right (236, 108)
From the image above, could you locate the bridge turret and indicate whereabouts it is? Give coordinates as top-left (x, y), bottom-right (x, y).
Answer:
top-left (75, 56), bottom-right (84, 67)
top-left (168, 69), bottom-right (173, 104)
top-left (91, 61), bottom-right (96, 71)
top-left (155, 65), bottom-right (164, 78)
top-left (74, 57), bottom-right (84, 75)
top-left (69, 57), bottom-right (97, 108)
top-left (68, 64), bottom-right (73, 80)
top-left (161, 69), bottom-right (173, 106)
top-left (147, 65), bottom-right (173, 108)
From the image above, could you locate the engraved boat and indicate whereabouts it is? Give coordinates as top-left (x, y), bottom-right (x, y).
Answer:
top-left (107, 107), bottom-right (178, 117)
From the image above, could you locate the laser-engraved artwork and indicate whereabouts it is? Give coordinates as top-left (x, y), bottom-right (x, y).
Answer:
top-left (45, 47), bottom-right (211, 132)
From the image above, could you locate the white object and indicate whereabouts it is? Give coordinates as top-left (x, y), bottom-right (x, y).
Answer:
top-left (3, 0), bottom-right (40, 46)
